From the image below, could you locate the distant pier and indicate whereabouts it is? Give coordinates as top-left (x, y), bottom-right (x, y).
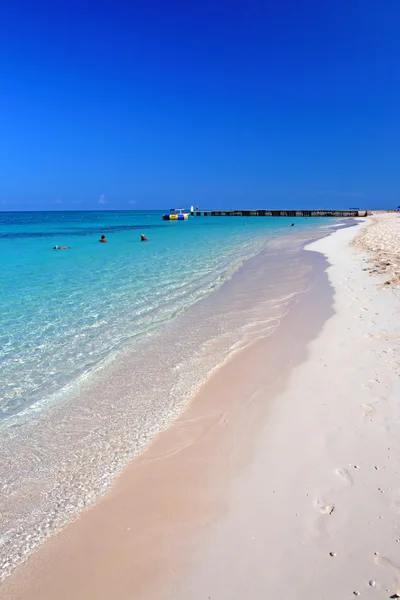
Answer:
top-left (190, 209), bottom-right (368, 218)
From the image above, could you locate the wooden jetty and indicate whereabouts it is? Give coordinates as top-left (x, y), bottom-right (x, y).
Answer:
top-left (189, 209), bottom-right (368, 218)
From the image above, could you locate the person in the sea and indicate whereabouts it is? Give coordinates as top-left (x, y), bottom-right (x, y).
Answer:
top-left (291, 223), bottom-right (294, 227)
top-left (53, 245), bottom-right (69, 250)
top-left (140, 234), bottom-right (148, 241)
top-left (99, 235), bottom-right (107, 243)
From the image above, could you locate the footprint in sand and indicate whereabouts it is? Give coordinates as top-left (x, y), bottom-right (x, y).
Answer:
top-left (362, 379), bottom-right (382, 392)
top-left (374, 554), bottom-right (400, 594)
top-left (362, 404), bottom-right (376, 417)
top-left (335, 468), bottom-right (353, 486)
top-left (314, 498), bottom-right (335, 515)
top-left (375, 554), bottom-right (400, 575)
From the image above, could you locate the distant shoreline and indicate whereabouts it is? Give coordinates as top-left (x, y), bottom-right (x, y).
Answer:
top-left (0, 207), bottom-right (390, 214)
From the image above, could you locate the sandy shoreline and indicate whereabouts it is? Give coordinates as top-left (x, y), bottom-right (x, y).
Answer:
top-left (0, 223), bottom-right (325, 582)
top-left (173, 215), bottom-right (400, 599)
top-left (2, 214), bottom-right (400, 599)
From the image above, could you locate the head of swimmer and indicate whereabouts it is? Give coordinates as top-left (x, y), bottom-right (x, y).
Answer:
top-left (141, 234), bottom-right (148, 241)
top-left (99, 235), bottom-right (107, 243)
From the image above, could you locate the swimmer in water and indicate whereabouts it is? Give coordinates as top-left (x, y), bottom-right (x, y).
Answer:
top-left (53, 245), bottom-right (69, 250)
top-left (141, 234), bottom-right (148, 241)
top-left (99, 235), bottom-right (107, 243)
top-left (291, 223), bottom-right (294, 227)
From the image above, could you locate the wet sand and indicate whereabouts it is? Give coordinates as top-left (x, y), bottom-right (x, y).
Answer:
top-left (2, 215), bottom-right (400, 599)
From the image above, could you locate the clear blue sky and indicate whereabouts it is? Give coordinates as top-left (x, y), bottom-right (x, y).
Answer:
top-left (0, 0), bottom-right (399, 210)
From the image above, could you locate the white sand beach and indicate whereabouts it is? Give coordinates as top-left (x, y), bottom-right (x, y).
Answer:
top-left (172, 214), bottom-right (400, 599)
top-left (1, 213), bottom-right (400, 600)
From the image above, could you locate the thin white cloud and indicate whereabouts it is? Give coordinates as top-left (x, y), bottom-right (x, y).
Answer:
top-left (129, 200), bottom-right (136, 205)
top-left (99, 194), bottom-right (107, 205)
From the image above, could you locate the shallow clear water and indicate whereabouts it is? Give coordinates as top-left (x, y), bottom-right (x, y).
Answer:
top-left (1, 210), bottom-right (325, 422)
top-left (0, 209), bottom-right (340, 582)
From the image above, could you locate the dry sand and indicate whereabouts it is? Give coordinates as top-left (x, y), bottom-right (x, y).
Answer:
top-left (1, 213), bottom-right (400, 600)
top-left (355, 212), bottom-right (400, 286)
top-left (172, 214), bottom-right (400, 600)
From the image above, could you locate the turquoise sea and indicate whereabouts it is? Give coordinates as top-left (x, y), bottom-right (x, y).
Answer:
top-left (0, 210), bottom-right (329, 423)
top-left (0, 209), bottom-right (342, 581)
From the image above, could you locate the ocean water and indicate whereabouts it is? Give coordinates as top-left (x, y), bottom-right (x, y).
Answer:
top-left (0, 210), bottom-right (339, 581)
top-left (1, 210), bottom-right (326, 423)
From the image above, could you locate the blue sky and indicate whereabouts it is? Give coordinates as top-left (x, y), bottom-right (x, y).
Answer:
top-left (0, 0), bottom-right (399, 210)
